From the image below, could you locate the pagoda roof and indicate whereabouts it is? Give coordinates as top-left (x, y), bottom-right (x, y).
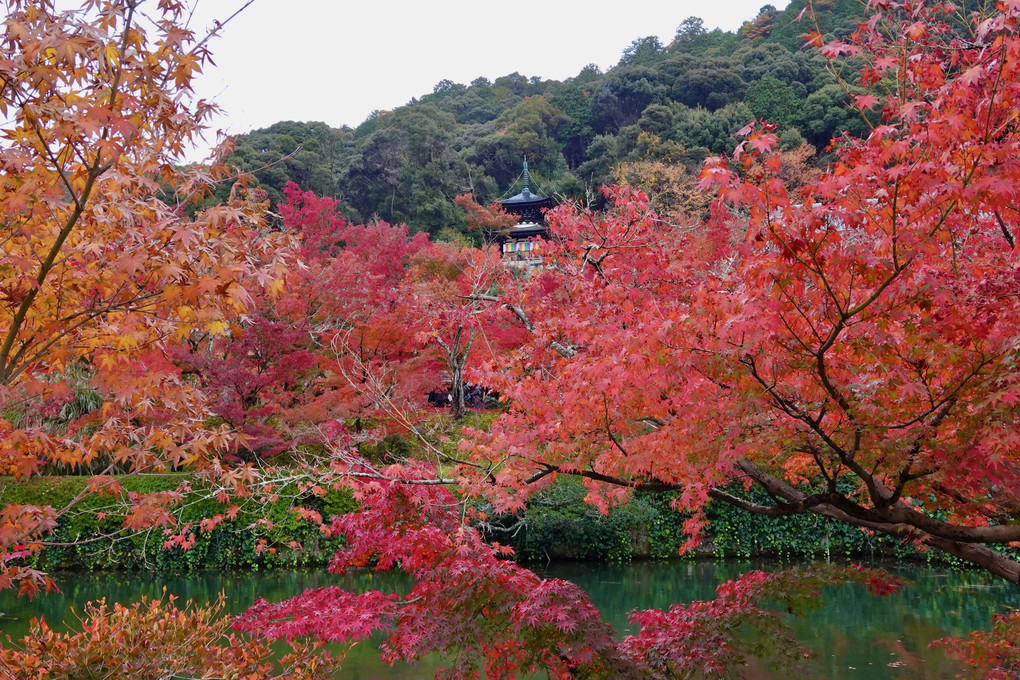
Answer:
top-left (483, 221), bottom-right (548, 244)
top-left (499, 159), bottom-right (549, 207)
top-left (500, 187), bottom-right (550, 206)
top-left (507, 221), bottom-right (546, 237)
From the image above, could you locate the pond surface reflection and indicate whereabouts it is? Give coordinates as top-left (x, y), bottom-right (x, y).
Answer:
top-left (0, 560), bottom-right (1015, 679)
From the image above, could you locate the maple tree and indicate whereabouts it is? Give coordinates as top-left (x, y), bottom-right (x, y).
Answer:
top-left (461, 0), bottom-right (1020, 586)
top-left (235, 472), bottom-right (626, 680)
top-left (393, 242), bottom-right (511, 418)
top-left (170, 313), bottom-right (319, 460)
top-left (277, 182), bottom-right (441, 434)
top-left (170, 180), bottom-right (487, 463)
top-left (4, 0), bottom-right (1019, 677)
top-left (170, 182), bottom-right (448, 459)
top-left (454, 192), bottom-right (517, 235)
top-left (0, 0), bottom-right (296, 592)
top-left (0, 593), bottom-right (339, 679)
top-left (282, 184), bottom-right (523, 426)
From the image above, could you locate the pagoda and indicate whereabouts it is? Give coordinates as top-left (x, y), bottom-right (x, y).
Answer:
top-left (489, 160), bottom-right (552, 263)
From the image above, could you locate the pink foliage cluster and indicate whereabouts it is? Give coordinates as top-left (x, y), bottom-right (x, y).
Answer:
top-left (234, 470), bottom-right (624, 679)
top-left (172, 317), bottom-right (318, 458)
top-left (622, 564), bottom-right (904, 679)
top-left (934, 611), bottom-right (1020, 680)
top-left (235, 460), bottom-right (906, 680)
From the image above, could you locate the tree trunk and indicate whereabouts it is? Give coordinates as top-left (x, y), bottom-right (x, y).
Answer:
top-left (450, 362), bottom-right (466, 419)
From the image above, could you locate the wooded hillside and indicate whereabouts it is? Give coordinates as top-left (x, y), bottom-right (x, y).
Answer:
top-left (217, 0), bottom-right (877, 235)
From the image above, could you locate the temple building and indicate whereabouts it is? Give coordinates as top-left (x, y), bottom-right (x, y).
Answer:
top-left (488, 160), bottom-right (552, 264)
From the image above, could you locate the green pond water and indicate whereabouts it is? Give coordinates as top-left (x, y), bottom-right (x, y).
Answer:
top-left (0, 560), bottom-right (1016, 679)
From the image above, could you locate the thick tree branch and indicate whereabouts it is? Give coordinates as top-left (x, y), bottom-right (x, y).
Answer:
top-left (522, 457), bottom-right (1020, 583)
top-left (993, 210), bottom-right (1015, 249)
top-left (463, 293), bottom-right (577, 358)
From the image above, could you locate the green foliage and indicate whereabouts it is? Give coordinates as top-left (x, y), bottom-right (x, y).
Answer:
top-left (342, 105), bottom-right (472, 234)
top-left (221, 120), bottom-right (355, 208)
top-left (670, 102), bottom-right (755, 154)
top-left (670, 17), bottom-right (711, 55)
top-left (549, 84), bottom-right (595, 168)
top-left (489, 477), bottom-right (654, 563)
top-left (0, 475), bottom-right (356, 572)
top-left (737, 43), bottom-right (818, 91)
top-left (468, 96), bottom-right (571, 189)
top-left (491, 478), bottom-right (1017, 567)
top-left (800, 83), bottom-right (871, 147)
top-left (706, 487), bottom-right (875, 560)
top-left (590, 64), bottom-right (663, 134)
top-left (359, 433), bottom-right (415, 463)
top-left (12, 468), bottom-right (1000, 575)
top-left (671, 56), bottom-right (747, 111)
top-left (619, 36), bottom-right (667, 67)
top-left (744, 75), bottom-right (803, 128)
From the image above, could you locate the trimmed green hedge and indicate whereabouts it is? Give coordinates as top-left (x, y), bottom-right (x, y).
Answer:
top-left (489, 477), bottom-right (1012, 566)
top-left (6, 473), bottom-right (1010, 571)
top-left (0, 475), bottom-right (357, 572)
top-left (484, 479), bottom-right (657, 563)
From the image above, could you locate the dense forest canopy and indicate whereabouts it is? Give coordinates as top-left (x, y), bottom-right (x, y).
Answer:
top-left (219, 0), bottom-right (874, 235)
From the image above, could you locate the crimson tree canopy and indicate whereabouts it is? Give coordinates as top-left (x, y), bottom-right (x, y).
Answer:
top-left (465, 0), bottom-right (1020, 583)
top-left (238, 3), bottom-right (1020, 677)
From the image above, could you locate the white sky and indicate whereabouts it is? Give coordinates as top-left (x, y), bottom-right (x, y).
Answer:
top-left (184, 0), bottom-right (790, 157)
